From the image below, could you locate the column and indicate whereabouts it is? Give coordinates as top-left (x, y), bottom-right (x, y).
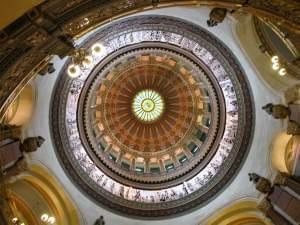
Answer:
top-left (159, 159), bottom-right (166, 172)
top-left (268, 185), bottom-right (300, 224)
top-left (275, 173), bottom-right (300, 196)
top-left (145, 159), bottom-right (150, 173)
top-left (171, 154), bottom-right (180, 167)
top-left (116, 151), bottom-right (124, 164)
top-left (0, 141), bottom-right (22, 171)
top-left (182, 147), bottom-right (193, 159)
top-left (130, 158), bottom-right (135, 170)
top-left (258, 199), bottom-right (292, 225)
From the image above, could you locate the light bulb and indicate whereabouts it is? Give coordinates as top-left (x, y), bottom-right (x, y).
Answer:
top-left (67, 64), bottom-right (80, 78)
top-left (271, 55), bottom-right (279, 63)
top-left (278, 68), bottom-right (287, 76)
top-left (82, 55), bottom-right (93, 67)
top-left (272, 62), bottom-right (280, 70)
top-left (48, 216), bottom-right (56, 224)
top-left (41, 214), bottom-right (49, 222)
top-left (91, 43), bottom-right (104, 56)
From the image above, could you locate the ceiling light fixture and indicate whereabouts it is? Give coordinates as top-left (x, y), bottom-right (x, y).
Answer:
top-left (41, 214), bottom-right (49, 222)
top-left (271, 55), bottom-right (279, 63)
top-left (48, 216), bottom-right (56, 224)
top-left (41, 214), bottom-right (56, 224)
top-left (11, 217), bottom-right (18, 223)
top-left (67, 43), bottom-right (106, 78)
top-left (270, 55), bottom-right (288, 76)
top-left (272, 62), bottom-right (280, 70)
top-left (67, 64), bottom-right (81, 78)
top-left (91, 43), bottom-right (104, 56)
top-left (278, 68), bottom-right (287, 76)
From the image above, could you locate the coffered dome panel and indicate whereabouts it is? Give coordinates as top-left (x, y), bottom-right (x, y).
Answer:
top-left (51, 16), bottom-right (254, 218)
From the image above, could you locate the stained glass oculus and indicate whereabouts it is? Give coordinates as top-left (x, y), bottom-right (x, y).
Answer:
top-left (132, 89), bottom-right (164, 122)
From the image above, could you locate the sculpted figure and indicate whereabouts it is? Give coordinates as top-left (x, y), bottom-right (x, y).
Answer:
top-left (262, 103), bottom-right (290, 119)
top-left (207, 8), bottom-right (227, 27)
top-left (94, 216), bottom-right (105, 225)
top-left (248, 173), bottom-right (272, 194)
top-left (262, 103), bottom-right (300, 134)
top-left (20, 136), bottom-right (45, 153)
top-left (39, 62), bottom-right (55, 75)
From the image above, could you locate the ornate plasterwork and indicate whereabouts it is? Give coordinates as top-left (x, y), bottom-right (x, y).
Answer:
top-left (51, 16), bottom-right (254, 217)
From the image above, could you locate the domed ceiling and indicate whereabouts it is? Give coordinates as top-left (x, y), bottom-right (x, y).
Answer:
top-left (51, 16), bottom-right (254, 217)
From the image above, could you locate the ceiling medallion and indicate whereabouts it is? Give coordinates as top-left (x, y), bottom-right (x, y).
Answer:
top-left (51, 16), bottom-right (254, 218)
top-left (132, 89), bottom-right (164, 122)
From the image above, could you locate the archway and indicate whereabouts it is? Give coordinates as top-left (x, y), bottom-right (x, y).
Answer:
top-left (203, 199), bottom-right (272, 225)
top-left (6, 164), bottom-right (83, 225)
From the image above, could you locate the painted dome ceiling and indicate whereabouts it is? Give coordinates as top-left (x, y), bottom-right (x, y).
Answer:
top-left (51, 16), bottom-right (254, 217)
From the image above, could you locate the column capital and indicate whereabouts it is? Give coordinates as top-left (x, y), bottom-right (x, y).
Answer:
top-left (274, 172), bottom-right (289, 186)
top-left (258, 198), bottom-right (272, 214)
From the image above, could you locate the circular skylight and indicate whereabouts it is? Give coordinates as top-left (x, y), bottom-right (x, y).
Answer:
top-left (132, 89), bottom-right (164, 122)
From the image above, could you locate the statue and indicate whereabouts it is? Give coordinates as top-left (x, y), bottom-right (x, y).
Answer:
top-left (20, 136), bottom-right (45, 153)
top-left (39, 62), bottom-right (55, 76)
top-left (248, 173), bottom-right (272, 194)
top-left (262, 103), bottom-right (300, 134)
top-left (94, 216), bottom-right (105, 225)
top-left (248, 173), bottom-right (260, 183)
top-left (262, 103), bottom-right (290, 119)
top-left (207, 8), bottom-right (227, 27)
